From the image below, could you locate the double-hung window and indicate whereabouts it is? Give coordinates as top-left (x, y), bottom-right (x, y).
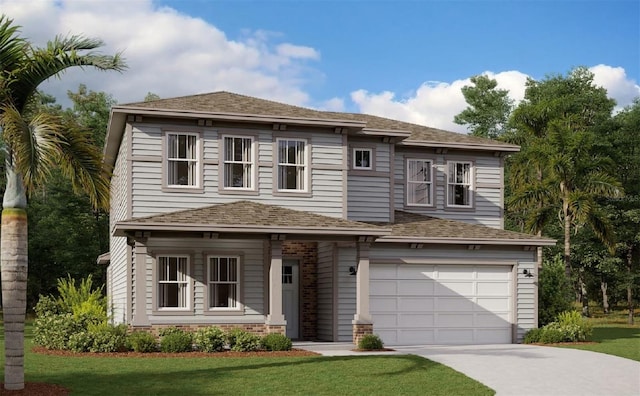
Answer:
top-left (166, 132), bottom-right (199, 187)
top-left (277, 138), bottom-right (307, 191)
top-left (157, 255), bottom-right (189, 309)
top-left (208, 256), bottom-right (240, 310)
top-left (223, 136), bottom-right (254, 189)
top-left (407, 159), bottom-right (433, 206)
top-left (447, 161), bottom-right (473, 207)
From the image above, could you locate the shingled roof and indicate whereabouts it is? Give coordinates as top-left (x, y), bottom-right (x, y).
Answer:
top-left (375, 211), bottom-right (555, 245)
top-left (114, 200), bottom-right (390, 237)
top-left (119, 91), bottom-right (518, 149)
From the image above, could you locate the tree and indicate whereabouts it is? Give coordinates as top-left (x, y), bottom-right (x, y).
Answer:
top-left (0, 16), bottom-right (125, 390)
top-left (144, 92), bottom-right (160, 102)
top-left (454, 74), bottom-right (513, 139)
top-left (506, 68), bottom-right (621, 315)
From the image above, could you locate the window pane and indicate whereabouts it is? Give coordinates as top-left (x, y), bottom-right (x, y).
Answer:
top-left (160, 284), bottom-right (179, 307)
top-left (228, 258), bottom-right (237, 282)
top-left (210, 258), bottom-right (218, 282)
top-left (225, 163), bottom-right (245, 187)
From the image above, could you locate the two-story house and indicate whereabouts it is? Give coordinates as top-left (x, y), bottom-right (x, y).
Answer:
top-left (102, 91), bottom-right (554, 345)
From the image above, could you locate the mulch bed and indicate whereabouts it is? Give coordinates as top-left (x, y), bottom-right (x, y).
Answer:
top-left (31, 346), bottom-right (318, 358)
top-left (0, 383), bottom-right (69, 396)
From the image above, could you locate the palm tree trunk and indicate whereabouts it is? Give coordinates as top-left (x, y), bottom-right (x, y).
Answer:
top-left (1, 164), bottom-right (28, 391)
top-left (563, 209), bottom-right (572, 279)
top-left (1, 208), bottom-right (27, 390)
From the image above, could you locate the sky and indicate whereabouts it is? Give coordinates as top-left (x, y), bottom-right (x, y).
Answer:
top-left (1, 0), bottom-right (638, 133)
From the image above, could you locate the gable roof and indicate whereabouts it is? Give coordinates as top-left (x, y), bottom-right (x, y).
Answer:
top-left (105, 91), bottom-right (519, 167)
top-left (375, 211), bottom-right (555, 246)
top-left (114, 200), bottom-right (390, 238)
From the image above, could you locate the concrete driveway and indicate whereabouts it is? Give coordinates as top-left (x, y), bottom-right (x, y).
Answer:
top-left (393, 344), bottom-right (640, 396)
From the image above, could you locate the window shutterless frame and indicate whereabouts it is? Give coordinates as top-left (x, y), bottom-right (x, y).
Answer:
top-left (207, 256), bottom-right (241, 311)
top-left (222, 135), bottom-right (255, 190)
top-left (165, 131), bottom-right (201, 188)
top-left (406, 159), bottom-right (434, 206)
top-left (352, 148), bottom-right (373, 170)
top-left (156, 255), bottom-right (190, 311)
top-left (446, 160), bottom-right (473, 207)
top-left (276, 138), bottom-right (307, 192)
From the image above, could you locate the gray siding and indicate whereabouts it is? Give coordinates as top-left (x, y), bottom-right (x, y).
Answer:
top-left (109, 129), bottom-right (130, 324)
top-left (129, 124), bottom-right (344, 218)
top-left (336, 245), bottom-right (357, 341)
top-left (394, 150), bottom-right (503, 228)
top-left (516, 261), bottom-right (537, 340)
top-left (141, 238), bottom-right (266, 325)
top-left (317, 242), bottom-right (335, 341)
top-left (346, 141), bottom-right (392, 222)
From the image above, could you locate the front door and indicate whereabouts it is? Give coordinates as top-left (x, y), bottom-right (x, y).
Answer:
top-left (282, 259), bottom-right (300, 339)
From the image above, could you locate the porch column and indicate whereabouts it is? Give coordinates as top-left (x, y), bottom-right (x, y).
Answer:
top-left (353, 241), bottom-right (373, 343)
top-left (132, 239), bottom-right (150, 326)
top-left (266, 239), bottom-right (286, 332)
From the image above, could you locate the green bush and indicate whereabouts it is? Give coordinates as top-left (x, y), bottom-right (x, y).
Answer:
top-left (33, 313), bottom-right (83, 350)
top-left (160, 330), bottom-right (193, 353)
top-left (523, 328), bottom-right (543, 344)
top-left (538, 323), bottom-right (567, 343)
top-left (68, 331), bottom-right (94, 352)
top-left (225, 328), bottom-right (246, 349)
top-left (88, 323), bottom-right (128, 352)
top-left (358, 334), bottom-right (384, 350)
top-left (127, 331), bottom-right (158, 353)
top-left (158, 326), bottom-right (185, 337)
top-left (230, 331), bottom-right (261, 352)
top-left (194, 326), bottom-right (225, 352)
top-left (261, 333), bottom-right (292, 351)
top-left (34, 295), bottom-right (61, 317)
top-left (538, 256), bottom-right (573, 326)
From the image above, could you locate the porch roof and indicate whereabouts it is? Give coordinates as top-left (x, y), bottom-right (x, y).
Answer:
top-left (375, 211), bottom-right (556, 246)
top-left (114, 200), bottom-right (391, 238)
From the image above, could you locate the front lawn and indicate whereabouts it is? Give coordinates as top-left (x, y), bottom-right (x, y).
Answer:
top-left (557, 326), bottom-right (640, 362)
top-left (0, 324), bottom-right (494, 395)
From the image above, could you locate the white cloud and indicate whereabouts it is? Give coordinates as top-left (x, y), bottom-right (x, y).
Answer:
top-left (589, 64), bottom-right (640, 111)
top-left (319, 97), bottom-right (345, 112)
top-left (0, 0), bottom-right (321, 106)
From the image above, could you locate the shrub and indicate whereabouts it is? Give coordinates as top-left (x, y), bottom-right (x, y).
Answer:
top-left (88, 323), bottom-right (129, 352)
top-left (538, 256), bottom-right (573, 326)
top-left (230, 331), bottom-right (261, 352)
top-left (194, 326), bottom-right (225, 352)
top-left (158, 326), bottom-right (185, 337)
top-left (33, 313), bottom-right (83, 350)
top-left (538, 323), bottom-right (567, 343)
top-left (127, 331), bottom-right (158, 353)
top-left (261, 333), bottom-right (292, 351)
top-left (56, 275), bottom-right (106, 318)
top-left (225, 328), bottom-right (247, 349)
top-left (358, 334), bottom-right (384, 350)
top-left (523, 328), bottom-right (543, 344)
top-left (160, 330), bottom-right (193, 353)
top-left (34, 295), bottom-right (61, 318)
top-left (68, 331), bottom-right (94, 352)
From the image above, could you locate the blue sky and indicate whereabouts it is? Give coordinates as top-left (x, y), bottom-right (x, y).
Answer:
top-left (2, 0), bottom-right (638, 132)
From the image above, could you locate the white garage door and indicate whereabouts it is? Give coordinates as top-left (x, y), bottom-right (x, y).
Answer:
top-left (370, 264), bottom-right (513, 345)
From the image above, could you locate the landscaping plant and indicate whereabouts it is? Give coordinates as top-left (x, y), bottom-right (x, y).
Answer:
top-left (261, 333), bottom-right (292, 351)
top-left (193, 326), bottom-right (226, 352)
top-left (126, 331), bottom-right (158, 353)
top-left (159, 328), bottom-right (193, 353)
top-left (358, 334), bottom-right (384, 350)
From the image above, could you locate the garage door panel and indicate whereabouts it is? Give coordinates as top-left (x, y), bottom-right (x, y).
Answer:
top-left (371, 263), bottom-right (513, 345)
top-left (399, 313), bottom-right (433, 327)
top-left (436, 281), bottom-right (474, 296)
top-left (398, 265), bottom-right (434, 279)
top-left (477, 281), bottom-right (510, 295)
top-left (399, 297), bottom-right (434, 311)
top-left (371, 280), bottom-right (396, 295)
top-left (437, 297), bottom-right (475, 311)
top-left (399, 280), bottom-right (434, 296)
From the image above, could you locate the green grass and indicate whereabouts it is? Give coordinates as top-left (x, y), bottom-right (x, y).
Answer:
top-left (0, 324), bottom-right (494, 395)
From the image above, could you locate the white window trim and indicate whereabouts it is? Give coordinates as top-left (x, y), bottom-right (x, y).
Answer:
top-left (406, 159), bottom-right (434, 207)
top-left (446, 160), bottom-right (474, 208)
top-left (164, 131), bottom-right (202, 189)
top-left (156, 254), bottom-right (191, 312)
top-left (276, 137), bottom-right (308, 193)
top-left (222, 135), bottom-right (256, 190)
top-left (352, 148), bottom-right (373, 170)
top-left (207, 255), bottom-right (242, 312)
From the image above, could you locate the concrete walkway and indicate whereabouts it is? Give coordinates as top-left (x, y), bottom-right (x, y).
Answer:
top-left (295, 342), bottom-right (640, 396)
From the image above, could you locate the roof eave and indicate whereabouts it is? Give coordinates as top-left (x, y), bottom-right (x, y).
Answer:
top-left (377, 236), bottom-right (556, 246)
top-left (114, 222), bottom-right (392, 237)
top-left (399, 140), bottom-right (520, 152)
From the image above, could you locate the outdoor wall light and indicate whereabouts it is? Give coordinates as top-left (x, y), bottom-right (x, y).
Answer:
top-left (349, 266), bottom-right (358, 276)
top-left (523, 269), bottom-right (534, 278)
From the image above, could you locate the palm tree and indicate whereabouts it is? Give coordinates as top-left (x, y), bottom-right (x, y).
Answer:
top-left (0, 16), bottom-right (125, 390)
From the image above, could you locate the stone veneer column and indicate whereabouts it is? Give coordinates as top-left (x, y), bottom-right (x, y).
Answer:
top-left (132, 239), bottom-right (150, 326)
top-left (266, 239), bottom-right (286, 331)
top-left (352, 241), bottom-right (372, 343)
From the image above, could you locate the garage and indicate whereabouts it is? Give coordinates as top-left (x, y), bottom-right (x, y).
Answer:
top-left (370, 263), bottom-right (513, 345)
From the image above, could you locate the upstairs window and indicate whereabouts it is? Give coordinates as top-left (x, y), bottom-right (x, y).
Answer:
top-left (166, 132), bottom-right (199, 187)
top-left (407, 159), bottom-right (433, 206)
top-left (353, 148), bottom-right (373, 170)
top-left (277, 138), bottom-right (307, 191)
top-left (223, 136), bottom-right (254, 189)
top-left (157, 255), bottom-right (189, 309)
top-left (447, 161), bottom-right (473, 207)
top-left (208, 256), bottom-right (240, 310)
